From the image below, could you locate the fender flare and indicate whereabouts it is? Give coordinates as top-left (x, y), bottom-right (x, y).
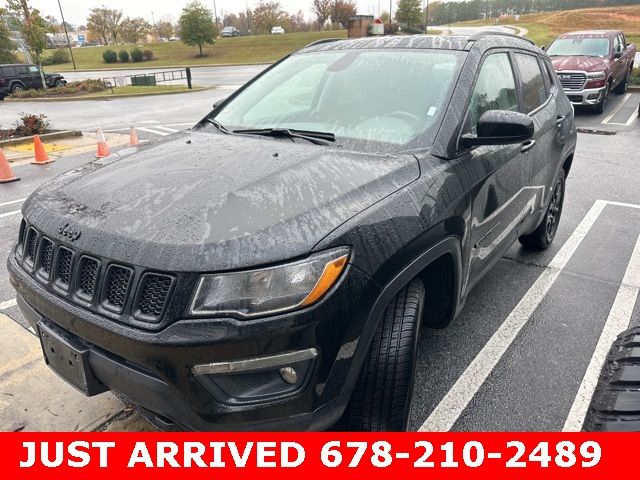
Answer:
top-left (344, 236), bottom-right (463, 390)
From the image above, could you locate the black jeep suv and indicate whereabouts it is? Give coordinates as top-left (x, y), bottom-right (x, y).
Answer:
top-left (8, 33), bottom-right (577, 431)
top-left (0, 64), bottom-right (66, 97)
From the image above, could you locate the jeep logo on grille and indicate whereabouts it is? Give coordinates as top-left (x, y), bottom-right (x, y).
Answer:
top-left (59, 223), bottom-right (81, 242)
top-left (560, 74), bottom-right (572, 80)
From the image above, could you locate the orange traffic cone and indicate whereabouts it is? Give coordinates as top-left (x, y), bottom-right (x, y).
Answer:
top-left (129, 126), bottom-right (139, 147)
top-left (0, 148), bottom-right (19, 183)
top-left (32, 135), bottom-right (54, 165)
top-left (96, 127), bottom-right (111, 158)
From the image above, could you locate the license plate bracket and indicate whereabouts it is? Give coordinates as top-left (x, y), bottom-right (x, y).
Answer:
top-left (37, 321), bottom-right (107, 396)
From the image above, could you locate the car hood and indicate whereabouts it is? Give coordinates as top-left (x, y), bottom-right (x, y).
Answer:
top-left (551, 55), bottom-right (610, 73)
top-left (23, 130), bottom-right (419, 272)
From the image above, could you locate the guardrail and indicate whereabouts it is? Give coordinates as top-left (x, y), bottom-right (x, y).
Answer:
top-left (102, 68), bottom-right (193, 91)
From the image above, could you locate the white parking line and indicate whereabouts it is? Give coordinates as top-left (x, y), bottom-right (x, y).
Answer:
top-left (0, 298), bottom-right (17, 310)
top-left (624, 109), bottom-right (639, 126)
top-left (563, 232), bottom-right (640, 431)
top-left (138, 127), bottom-right (170, 136)
top-left (154, 126), bottom-right (180, 133)
top-left (0, 198), bottom-right (26, 208)
top-left (418, 199), bottom-right (608, 432)
top-left (0, 210), bottom-right (21, 219)
top-left (602, 93), bottom-right (632, 125)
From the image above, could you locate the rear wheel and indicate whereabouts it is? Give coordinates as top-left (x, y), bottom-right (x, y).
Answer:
top-left (10, 83), bottom-right (24, 93)
top-left (519, 169), bottom-right (566, 251)
top-left (344, 279), bottom-right (425, 431)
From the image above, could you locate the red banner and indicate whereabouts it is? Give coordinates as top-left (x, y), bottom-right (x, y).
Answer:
top-left (2, 433), bottom-right (632, 479)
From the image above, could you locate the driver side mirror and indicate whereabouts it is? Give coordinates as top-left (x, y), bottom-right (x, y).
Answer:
top-left (461, 110), bottom-right (534, 148)
top-left (541, 44), bottom-right (546, 51)
top-left (613, 51), bottom-right (623, 59)
top-left (212, 97), bottom-right (227, 109)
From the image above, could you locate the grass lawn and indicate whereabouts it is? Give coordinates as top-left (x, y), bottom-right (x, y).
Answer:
top-left (449, 4), bottom-right (640, 47)
top-left (86, 85), bottom-right (195, 97)
top-left (11, 84), bottom-right (196, 99)
top-left (44, 31), bottom-right (347, 71)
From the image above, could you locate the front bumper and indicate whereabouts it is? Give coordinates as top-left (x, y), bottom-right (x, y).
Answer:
top-left (563, 86), bottom-right (607, 106)
top-left (8, 252), bottom-right (380, 431)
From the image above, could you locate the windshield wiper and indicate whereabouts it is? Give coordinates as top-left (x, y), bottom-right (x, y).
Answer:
top-left (233, 128), bottom-right (336, 145)
top-left (205, 117), bottom-right (231, 134)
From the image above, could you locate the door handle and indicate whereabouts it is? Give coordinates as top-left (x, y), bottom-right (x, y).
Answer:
top-left (555, 115), bottom-right (566, 126)
top-left (521, 140), bottom-right (536, 153)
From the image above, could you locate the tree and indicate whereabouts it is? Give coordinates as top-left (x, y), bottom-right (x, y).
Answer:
top-left (331, 0), bottom-right (357, 27)
top-left (155, 16), bottom-right (175, 39)
top-left (396, 0), bottom-right (423, 27)
top-left (5, 0), bottom-right (51, 88)
top-left (312, 0), bottom-right (333, 30)
top-left (87, 7), bottom-right (122, 44)
top-left (288, 10), bottom-right (310, 32)
top-left (0, 16), bottom-right (17, 63)
top-left (119, 17), bottom-right (149, 44)
top-left (179, 1), bottom-right (216, 57)
top-left (252, 1), bottom-right (287, 34)
top-left (379, 10), bottom-right (391, 23)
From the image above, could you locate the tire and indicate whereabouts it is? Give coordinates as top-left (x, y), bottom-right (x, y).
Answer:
top-left (613, 69), bottom-right (630, 94)
top-left (344, 278), bottom-right (425, 431)
top-left (583, 326), bottom-right (640, 432)
top-left (593, 83), bottom-right (610, 114)
top-left (54, 79), bottom-right (66, 87)
top-left (10, 83), bottom-right (24, 93)
top-left (519, 169), bottom-right (566, 251)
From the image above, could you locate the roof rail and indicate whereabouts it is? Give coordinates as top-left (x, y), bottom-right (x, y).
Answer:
top-left (304, 38), bottom-right (344, 48)
top-left (466, 31), bottom-right (535, 46)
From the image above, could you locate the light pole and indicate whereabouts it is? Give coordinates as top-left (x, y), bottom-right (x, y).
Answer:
top-left (57, 0), bottom-right (76, 70)
top-left (425, 0), bottom-right (429, 33)
top-left (212, 0), bottom-right (218, 29)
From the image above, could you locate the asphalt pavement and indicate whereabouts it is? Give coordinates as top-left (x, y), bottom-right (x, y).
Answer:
top-left (1, 71), bottom-right (639, 431)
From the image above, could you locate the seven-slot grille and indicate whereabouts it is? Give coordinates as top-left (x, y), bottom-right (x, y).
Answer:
top-left (557, 72), bottom-right (586, 91)
top-left (17, 223), bottom-right (175, 325)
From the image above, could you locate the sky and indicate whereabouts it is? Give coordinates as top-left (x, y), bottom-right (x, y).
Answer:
top-left (23, 0), bottom-right (438, 27)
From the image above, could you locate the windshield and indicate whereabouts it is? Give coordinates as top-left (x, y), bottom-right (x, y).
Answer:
top-left (547, 38), bottom-right (610, 57)
top-left (212, 49), bottom-right (463, 151)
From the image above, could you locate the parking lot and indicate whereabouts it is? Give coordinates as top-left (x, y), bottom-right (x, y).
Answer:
top-left (0, 67), bottom-right (639, 431)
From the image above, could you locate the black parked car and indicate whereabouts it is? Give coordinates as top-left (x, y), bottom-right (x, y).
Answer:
top-left (8, 33), bottom-right (577, 432)
top-left (0, 63), bottom-right (66, 96)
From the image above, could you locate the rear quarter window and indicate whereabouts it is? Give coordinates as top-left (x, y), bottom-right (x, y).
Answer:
top-left (15, 66), bottom-right (28, 75)
top-left (2, 67), bottom-right (17, 77)
top-left (514, 53), bottom-right (548, 113)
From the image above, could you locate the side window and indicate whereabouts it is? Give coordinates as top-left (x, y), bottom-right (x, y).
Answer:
top-left (514, 53), bottom-right (548, 113)
top-left (28, 65), bottom-right (40, 74)
top-left (465, 53), bottom-right (518, 135)
top-left (3, 67), bottom-right (16, 77)
top-left (541, 59), bottom-right (557, 93)
top-left (16, 66), bottom-right (28, 75)
top-left (613, 36), bottom-right (621, 53)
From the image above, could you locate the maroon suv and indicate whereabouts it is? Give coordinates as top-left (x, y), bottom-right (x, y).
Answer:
top-left (546, 30), bottom-right (636, 113)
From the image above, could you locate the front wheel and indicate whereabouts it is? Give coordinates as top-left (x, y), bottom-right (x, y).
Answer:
top-left (613, 69), bottom-right (630, 94)
top-left (344, 279), bottom-right (425, 431)
top-left (54, 79), bottom-right (66, 87)
top-left (594, 84), bottom-right (610, 114)
top-left (519, 169), bottom-right (566, 251)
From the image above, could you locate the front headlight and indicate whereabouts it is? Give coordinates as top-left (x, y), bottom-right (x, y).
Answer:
top-left (586, 71), bottom-right (606, 81)
top-left (190, 247), bottom-right (350, 318)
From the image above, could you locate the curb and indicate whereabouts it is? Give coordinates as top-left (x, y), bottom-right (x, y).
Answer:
top-left (55, 62), bottom-right (273, 73)
top-left (628, 85), bottom-right (640, 93)
top-left (5, 86), bottom-right (211, 102)
top-left (0, 130), bottom-right (83, 147)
